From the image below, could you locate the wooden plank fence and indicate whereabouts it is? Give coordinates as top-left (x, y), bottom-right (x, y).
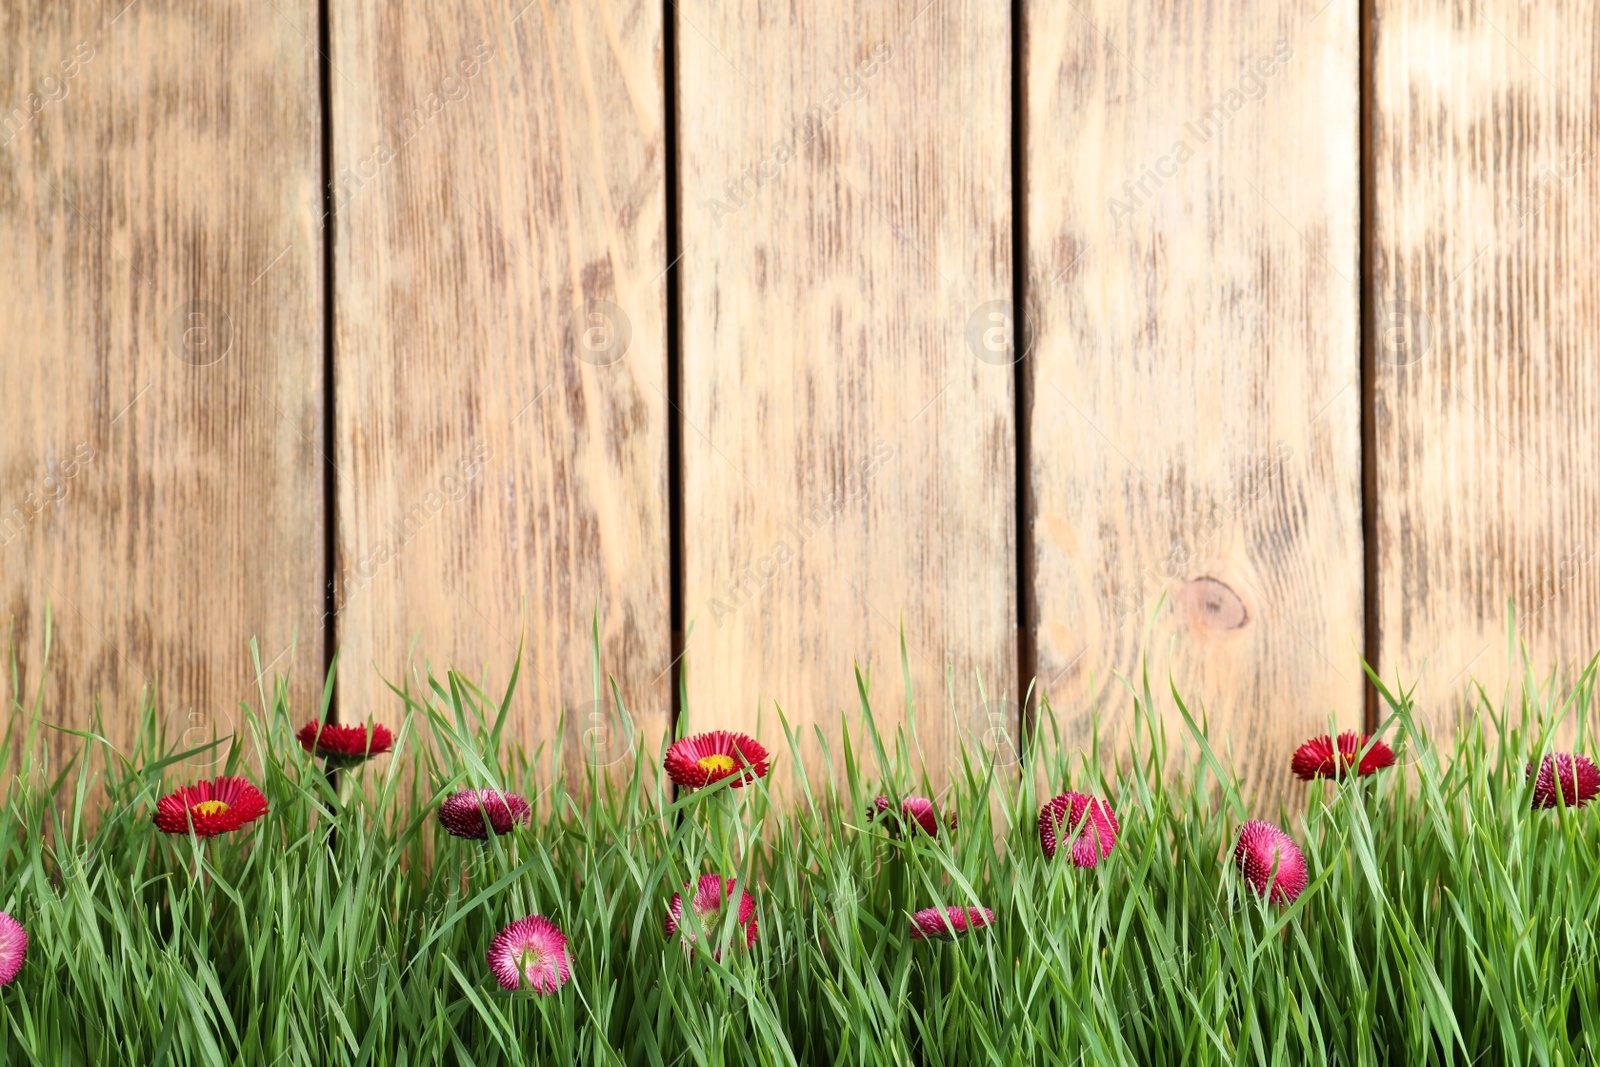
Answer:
top-left (1, 0), bottom-right (1595, 799)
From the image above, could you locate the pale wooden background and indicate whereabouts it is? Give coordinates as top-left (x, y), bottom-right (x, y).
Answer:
top-left (1, 0), bottom-right (1595, 801)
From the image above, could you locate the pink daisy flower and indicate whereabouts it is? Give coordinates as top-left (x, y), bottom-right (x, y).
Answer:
top-left (486, 914), bottom-right (570, 994)
top-left (663, 731), bottom-right (769, 790)
top-left (1038, 792), bottom-right (1120, 867)
top-left (1291, 731), bottom-right (1395, 781)
top-left (1232, 821), bottom-right (1308, 905)
top-left (0, 912), bottom-right (26, 987)
top-left (439, 788), bottom-right (533, 839)
top-left (1527, 753), bottom-right (1600, 809)
top-left (665, 875), bottom-right (757, 958)
top-left (152, 776), bottom-right (269, 838)
top-left (297, 720), bottom-right (394, 767)
top-left (909, 906), bottom-right (994, 941)
top-left (867, 795), bottom-right (945, 837)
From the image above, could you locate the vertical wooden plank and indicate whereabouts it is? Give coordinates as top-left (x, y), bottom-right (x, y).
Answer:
top-left (1027, 2), bottom-right (1364, 798)
top-left (1374, 1), bottom-right (1600, 730)
top-left (678, 3), bottom-right (1016, 782)
top-left (332, 3), bottom-right (669, 763)
top-left (0, 3), bottom-right (324, 759)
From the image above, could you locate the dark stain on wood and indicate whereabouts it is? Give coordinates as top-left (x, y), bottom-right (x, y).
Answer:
top-left (1177, 577), bottom-right (1249, 632)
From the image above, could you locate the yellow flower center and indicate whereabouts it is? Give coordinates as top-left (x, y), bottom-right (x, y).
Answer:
top-left (697, 754), bottom-right (738, 774)
top-left (192, 800), bottom-right (230, 817)
top-left (517, 945), bottom-right (547, 982)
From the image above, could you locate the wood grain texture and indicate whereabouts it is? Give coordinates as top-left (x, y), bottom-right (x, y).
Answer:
top-left (677, 2), bottom-right (1017, 785)
top-left (1373, 0), bottom-right (1600, 732)
top-left (331, 1), bottom-right (670, 766)
top-left (1025, 1), bottom-right (1364, 799)
top-left (0, 2), bottom-right (324, 762)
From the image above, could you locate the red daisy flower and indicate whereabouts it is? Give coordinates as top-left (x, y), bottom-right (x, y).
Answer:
top-left (1232, 821), bottom-right (1308, 905)
top-left (486, 914), bottom-right (570, 994)
top-left (1038, 792), bottom-right (1120, 867)
top-left (296, 720), bottom-right (394, 766)
top-left (439, 788), bottom-right (533, 839)
top-left (153, 776), bottom-right (268, 838)
top-left (1527, 753), bottom-right (1600, 809)
top-left (663, 731), bottom-right (769, 790)
top-left (665, 875), bottom-right (757, 958)
top-left (909, 906), bottom-right (994, 941)
top-left (1291, 731), bottom-right (1395, 781)
top-left (867, 795), bottom-right (945, 837)
top-left (0, 912), bottom-right (26, 987)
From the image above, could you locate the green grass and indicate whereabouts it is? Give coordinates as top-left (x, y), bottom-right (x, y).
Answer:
top-left (2, 638), bottom-right (1598, 1066)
